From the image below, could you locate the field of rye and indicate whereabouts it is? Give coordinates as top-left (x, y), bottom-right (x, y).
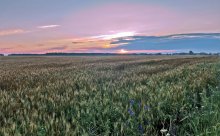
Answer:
top-left (0, 56), bottom-right (220, 135)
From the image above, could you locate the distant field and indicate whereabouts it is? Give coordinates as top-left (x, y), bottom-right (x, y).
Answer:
top-left (0, 56), bottom-right (220, 135)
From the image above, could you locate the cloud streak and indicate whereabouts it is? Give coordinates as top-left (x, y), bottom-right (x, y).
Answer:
top-left (92, 32), bottom-right (136, 40)
top-left (38, 25), bottom-right (60, 29)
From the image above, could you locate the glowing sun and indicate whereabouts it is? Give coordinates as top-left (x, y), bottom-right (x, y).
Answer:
top-left (119, 49), bottom-right (129, 54)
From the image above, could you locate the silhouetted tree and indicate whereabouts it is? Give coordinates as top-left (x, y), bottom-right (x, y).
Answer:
top-left (189, 51), bottom-right (194, 55)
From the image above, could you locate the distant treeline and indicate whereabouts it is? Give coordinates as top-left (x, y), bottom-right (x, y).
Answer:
top-left (5, 51), bottom-right (220, 56)
top-left (0, 54), bottom-right (4, 56)
top-left (8, 53), bottom-right (136, 56)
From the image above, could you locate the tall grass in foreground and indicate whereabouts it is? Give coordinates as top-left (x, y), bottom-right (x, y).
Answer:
top-left (0, 56), bottom-right (220, 135)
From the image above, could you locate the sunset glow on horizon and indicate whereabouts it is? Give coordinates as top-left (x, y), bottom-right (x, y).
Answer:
top-left (0, 0), bottom-right (220, 54)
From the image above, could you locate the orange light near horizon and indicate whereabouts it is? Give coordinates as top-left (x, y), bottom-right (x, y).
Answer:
top-left (116, 49), bottom-right (176, 54)
top-left (102, 44), bottom-right (111, 48)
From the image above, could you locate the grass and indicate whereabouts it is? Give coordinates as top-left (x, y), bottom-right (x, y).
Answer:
top-left (0, 55), bottom-right (220, 135)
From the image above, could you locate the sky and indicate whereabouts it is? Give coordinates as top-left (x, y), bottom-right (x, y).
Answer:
top-left (0, 0), bottom-right (220, 54)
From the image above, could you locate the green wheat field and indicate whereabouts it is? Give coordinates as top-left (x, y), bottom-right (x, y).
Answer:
top-left (0, 56), bottom-right (220, 135)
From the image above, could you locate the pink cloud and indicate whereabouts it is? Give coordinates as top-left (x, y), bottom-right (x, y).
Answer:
top-left (65, 4), bottom-right (178, 36)
top-left (63, 3), bottom-right (220, 37)
top-left (0, 29), bottom-right (26, 36)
